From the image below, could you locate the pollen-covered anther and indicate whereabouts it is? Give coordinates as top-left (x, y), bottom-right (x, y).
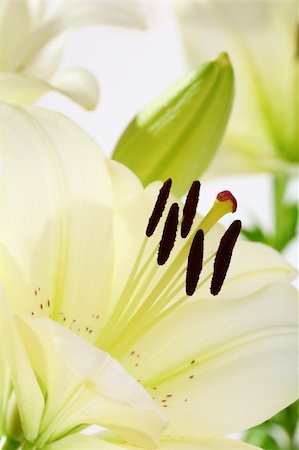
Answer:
top-left (181, 180), bottom-right (201, 238)
top-left (146, 178), bottom-right (172, 237)
top-left (157, 203), bottom-right (179, 265)
top-left (186, 229), bottom-right (204, 296)
top-left (216, 190), bottom-right (237, 213)
top-left (211, 219), bottom-right (242, 295)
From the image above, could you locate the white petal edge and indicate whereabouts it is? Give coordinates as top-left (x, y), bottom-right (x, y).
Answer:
top-left (0, 70), bottom-right (99, 109)
top-left (14, 0), bottom-right (145, 71)
top-left (45, 434), bottom-right (263, 450)
top-left (0, 286), bottom-right (44, 441)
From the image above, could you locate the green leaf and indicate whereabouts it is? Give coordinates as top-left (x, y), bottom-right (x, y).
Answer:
top-left (242, 225), bottom-right (269, 245)
top-left (273, 176), bottom-right (298, 252)
top-left (112, 53), bottom-right (234, 196)
top-left (244, 401), bottom-right (299, 450)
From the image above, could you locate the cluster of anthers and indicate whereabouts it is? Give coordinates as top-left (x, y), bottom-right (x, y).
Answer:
top-left (99, 179), bottom-right (241, 355)
top-left (147, 178), bottom-right (241, 296)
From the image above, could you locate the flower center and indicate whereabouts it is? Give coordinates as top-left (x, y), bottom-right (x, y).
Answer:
top-left (99, 179), bottom-right (241, 357)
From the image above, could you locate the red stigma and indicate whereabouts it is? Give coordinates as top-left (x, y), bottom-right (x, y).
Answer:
top-left (217, 190), bottom-right (237, 213)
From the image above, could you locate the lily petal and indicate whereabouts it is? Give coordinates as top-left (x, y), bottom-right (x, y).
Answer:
top-left (49, 0), bottom-right (145, 30)
top-left (46, 434), bottom-right (262, 450)
top-left (13, 0), bottom-right (145, 72)
top-left (0, 0), bottom-right (32, 69)
top-left (0, 287), bottom-right (44, 441)
top-left (120, 283), bottom-right (298, 438)
top-left (14, 315), bottom-right (167, 447)
top-left (50, 68), bottom-right (99, 110)
top-left (44, 433), bottom-right (126, 450)
top-left (0, 69), bottom-right (99, 109)
top-left (0, 333), bottom-right (11, 435)
top-left (0, 102), bottom-right (114, 339)
top-left (1, 0), bottom-right (145, 106)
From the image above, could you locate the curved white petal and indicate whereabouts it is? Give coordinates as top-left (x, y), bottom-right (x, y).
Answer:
top-left (157, 437), bottom-right (262, 450)
top-left (0, 102), bottom-right (114, 341)
top-left (0, 69), bottom-right (99, 109)
top-left (50, 68), bottom-right (99, 110)
top-left (27, 0), bottom-right (47, 23)
top-left (0, 72), bottom-right (50, 104)
top-left (22, 33), bottom-right (67, 80)
top-left (0, 0), bottom-right (32, 69)
top-left (44, 433), bottom-right (126, 450)
top-left (14, 0), bottom-right (145, 72)
top-left (48, 0), bottom-right (145, 31)
top-left (0, 331), bottom-right (12, 435)
top-left (46, 434), bottom-right (262, 450)
top-left (120, 283), bottom-right (298, 438)
top-left (14, 316), bottom-right (167, 447)
top-left (0, 287), bottom-right (44, 441)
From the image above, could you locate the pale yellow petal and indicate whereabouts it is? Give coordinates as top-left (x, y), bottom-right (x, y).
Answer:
top-left (0, 102), bottom-right (114, 342)
top-left (0, 0), bottom-right (32, 69)
top-left (16, 316), bottom-right (167, 447)
top-left (0, 334), bottom-right (11, 435)
top-left (50, 68), bottom-right (99, 110)
top-left (0, 288), bottom-right (44, 441)
top-left (0, 69), bottom-right (99, 109)
top-left (120, 283), bottom-right (298, 438)
top-left (0, 72), bottom-right (50, 104)
top-left (44, 433), bottom-right (126, 450)
top-left (52, 434), bottom-right (262, 450)
top-left (14, 0), bottom-right (145, 72)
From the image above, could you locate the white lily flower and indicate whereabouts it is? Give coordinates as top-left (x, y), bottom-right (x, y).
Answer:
top-left (0, 0), bottom-right (144, 108)
top-left (174, 0), bottom-right (298, 175)
top-left (0, 101), bottom-right (297, 449)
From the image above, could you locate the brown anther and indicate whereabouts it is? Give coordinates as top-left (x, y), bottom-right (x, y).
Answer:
top-left (186, 229), bottom-right (204, 296)
top-left (211, 220), bottom-right (242, 295)
top-left (181, 181), bottom-right (201, 238)
top-left (146, 179), bottom-right (172, 237)
top-left (157, 203), bottom-right (179, 265)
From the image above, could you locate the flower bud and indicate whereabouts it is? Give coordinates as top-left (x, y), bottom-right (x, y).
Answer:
top-left (112, 53), bottom-right (234, 196)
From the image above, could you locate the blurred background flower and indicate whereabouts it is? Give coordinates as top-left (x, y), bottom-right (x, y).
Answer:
top-left (0, 0), bottom-right (144, 108)
top-left (175, 0), bottom-right (298, 177)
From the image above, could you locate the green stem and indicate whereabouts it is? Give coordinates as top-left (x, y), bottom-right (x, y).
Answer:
top-left (271, 174), bottom-right (298, 251)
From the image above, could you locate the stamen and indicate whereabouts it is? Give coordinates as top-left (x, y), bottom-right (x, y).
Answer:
top-left (186, 229), bottom-right (204, 296)
top-left (157, 203), bottom-right (179, 265)
top-left (181, 181), bottom-right (201, 238)
top-left (146, 178), bottom-right (172, 237)
top-left (210, 220), bottom-right (242, 296)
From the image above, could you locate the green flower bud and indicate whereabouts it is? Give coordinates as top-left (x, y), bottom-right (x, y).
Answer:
top-left (112, 53), bottom-right (234, 196)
